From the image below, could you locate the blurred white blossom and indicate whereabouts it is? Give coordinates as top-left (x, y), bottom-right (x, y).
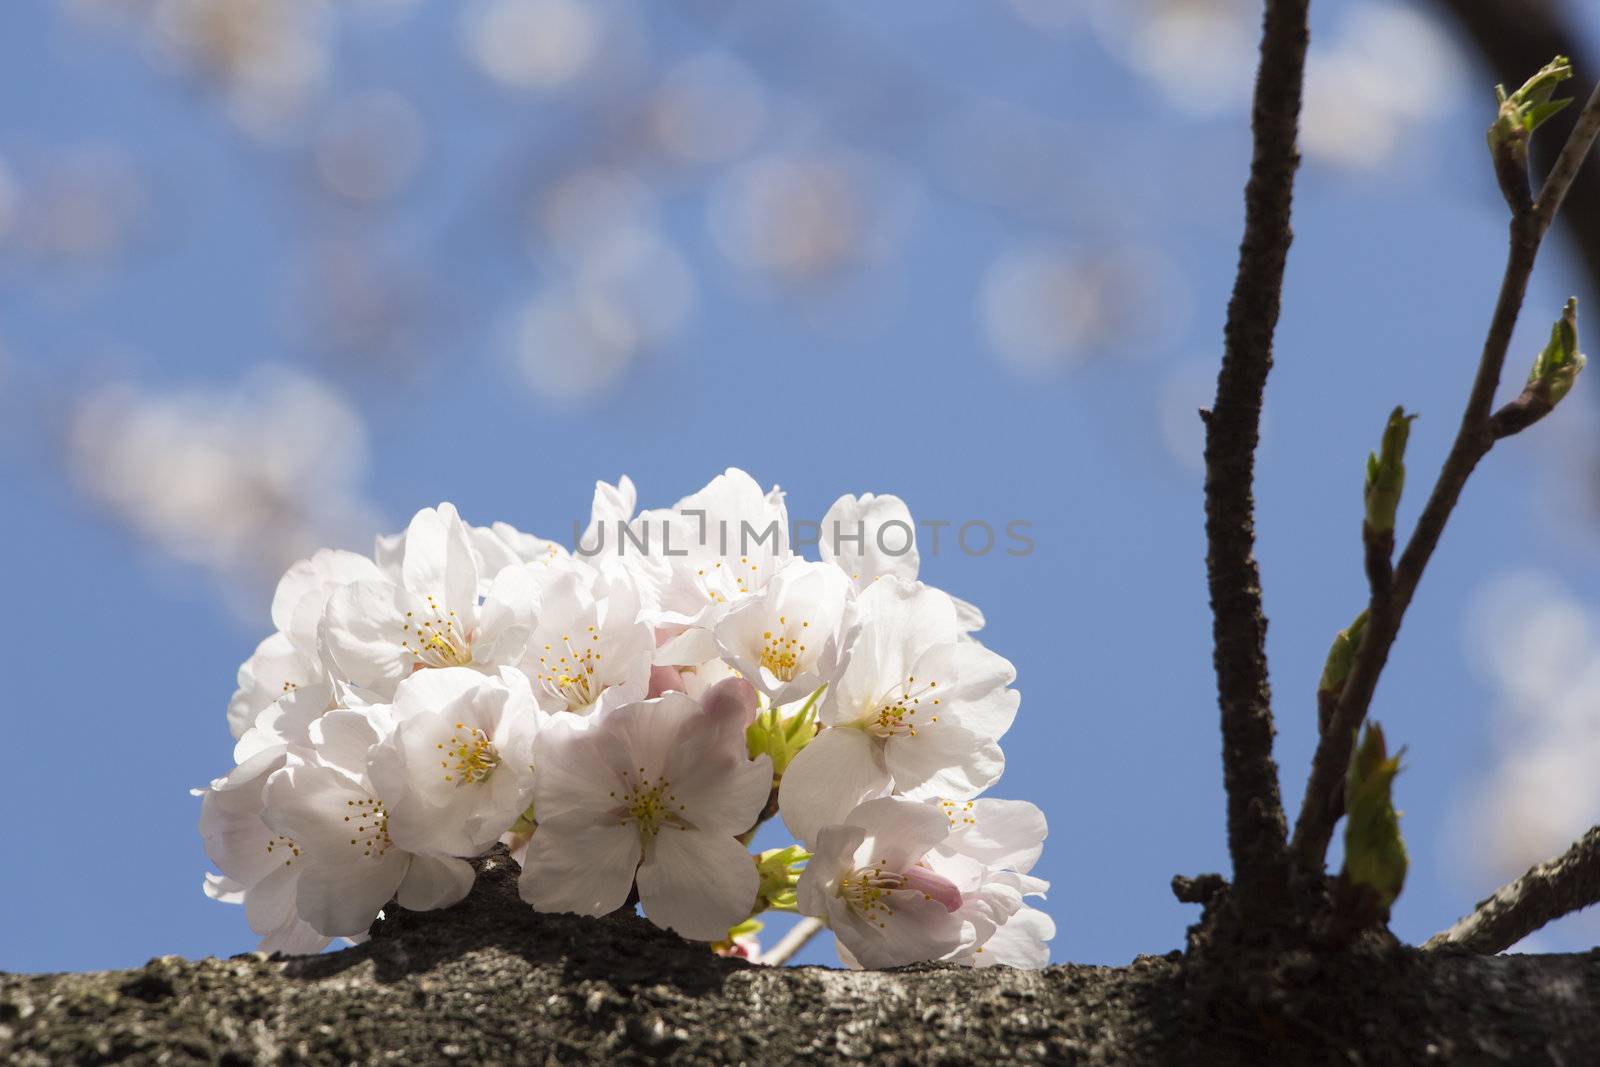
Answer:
top-left (647, 54), bottom-right (769, 167)
top-left (0, 146), bottom-right (147, 267)
top-left (67, 366), bottom-right (382, 589)
top-left (459, 0), bottom-right (604, 92)
top-left (1082, 0), bottom-right (1258, 117)
top-left (145, 0), bottom-right (334, 139)
top-left (979, 244), bottom-right (1185, 375)
top-left (1300, 3), bottom-right (1462, 171)
top-left (529, 167), bottom-right (659, 264)
top-left (511, 231), bottom-right (696, 405)
top-left (1082, 0), bottom-right (1461, 170)
top-left (314, 92), bottom-right (427, 204)
top-left (288, 238), bottom-right (432, 373)
top-left (517, 160), bottom-right (696, 403)
top-left (710, 150), bottom-right (910, 289)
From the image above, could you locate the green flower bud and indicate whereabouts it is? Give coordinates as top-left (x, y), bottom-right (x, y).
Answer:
top-left (1364, 407), bottom-right (1416, 534)
top-left (1488, 56), bottom-right (1574, 209)
top-left (754, 844), bottom-right (810, 913)
top-left (1318, 610), bottom-right (1369, 698)
top-left (1342, 722), bottom-right (1408, 911)
top-left (1526, 297), bottom-right (1586, 407)
top-left (1492, 55), bottom-right (1575, 140)
top-left (746, 686), bottom-right (824, 781)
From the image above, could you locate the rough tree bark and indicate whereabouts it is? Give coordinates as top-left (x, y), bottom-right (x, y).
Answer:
top-left (1202, 0), bottom-right (1306, 925)
top-left (5, 855), bottom-right (1600, 1066)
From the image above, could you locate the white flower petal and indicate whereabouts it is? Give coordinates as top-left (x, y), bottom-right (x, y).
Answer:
top-left (519, 820), bottom-right (641, 917)
top-left (846, 795), bottom-right (954, 872)
top-left (971, 906), bottom-right (1054, 969)
top-left (256, 917), bottom-right (331, 957)
top-left (532, 713), bottom-right (636, 823)
top-left (908, 642), bottom-right (1018, 741)
top-left (819, 492), bottom-right (920, 588)
top-left (778, 726), bottom-right (891, 848)
top-left (399, 503), bottom-right (480, 620)
top-left (886, 725), bottom-right (1004, 801)
top-left (390, 666), bottom-right (497, 723)
top-left (395, 855), bottom-right (476, 911)
top-left (204, 872), bottom-right (245, 904)
top-left (228, 632), bottom-right (320, 739)
top-left (262, 763), bottom-right (375, 857)
top-left (310, 709), bottom-right (385, 781)
top-left (474, 564), bottom-right (539, 665)
top-left (949, 594), bottom-right (986, 635)
top-left (842, 889), bottom-right (968, 970)
top-left (294, 851), bottom-right (408, 938)
top-left (955, 799), bottom-right (1047, 874)
top-left (322, 578), bottom-right (410, 693)
top-left (637, 829), bottom-right (759, 941)
top-left (243, 862), bottom-right (301, 936)
top-left (796, 823), bottom-right (864, 916)
top-left (654, 626), bottom-right (722, 667)
top-left (272, 548), bottom-right (382, 643)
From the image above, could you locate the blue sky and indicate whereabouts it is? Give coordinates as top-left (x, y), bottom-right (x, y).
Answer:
top-left (4, 0), bottom-right (1599, 972)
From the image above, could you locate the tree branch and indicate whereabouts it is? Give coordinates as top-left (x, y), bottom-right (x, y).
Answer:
top-left (1291, 78), bottom-right (1600, 872)
top-left (1426, 0), bottom-right (1600, 302)
top-left (1535, 76), bottom-right (1600, 235)
top-left (1201, 0), bottom-right (1309, 916)
top-left (759, 917), bottom-right (826, 966)
top-left (1425, 826), bottom-right (1600, 953)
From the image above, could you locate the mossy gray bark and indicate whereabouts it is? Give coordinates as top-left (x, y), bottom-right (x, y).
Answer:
top-left (4, 855), bottom-right (1599, 1065)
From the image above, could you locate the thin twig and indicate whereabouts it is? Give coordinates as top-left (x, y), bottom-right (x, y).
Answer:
top-left (1425, 0), bottom-right (1600, 301)
top-left (1534, 76), bottom-right (1600, 235)
top-left (1201, 0), bottom-right (1309, 917)
top-left (1292, 228), bottom-right (1535, 869)
top-left (759, 917), bottom-right (826, 966)
top-left (1291, 82), bottom-right (1600, 872)
top-left (1425, 826), bottom-right (1600, 953)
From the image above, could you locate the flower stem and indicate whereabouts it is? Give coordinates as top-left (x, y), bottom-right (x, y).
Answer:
top-left (759, 916), bottom-right (826, 966)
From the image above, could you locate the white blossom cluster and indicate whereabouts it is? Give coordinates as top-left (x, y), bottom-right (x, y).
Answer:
top-left (199, 469), bottom-right (1052, 968)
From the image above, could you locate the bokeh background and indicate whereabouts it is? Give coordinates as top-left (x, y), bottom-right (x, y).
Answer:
top-left (6, 0), bottom-right (1600, 972)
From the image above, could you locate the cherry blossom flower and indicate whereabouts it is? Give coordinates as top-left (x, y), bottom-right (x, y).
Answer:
top-left (778, 577), bottom-right (1018, 846)
top-left (969, 905), bottom-right (1054, 968)
top-left (578, 475), bottom-right (639, 554)
top-left (197, 747), bottom-right (329, 955)
top-left (638, 468), bottom-right (796, 655)
top-left (520, 558), bottom-right (654, 716)
top-left (366, 667), bottom-right (542, 857)
top-left (204, 470), bottom-right (1048, 970)
top-left (228, 548), bottom-right (382, 738)
top-left (924, 797), bottom-right (1052, 968)
top-left (519, 679), bottom-right (771, 940)
top-left (819, 492), bottom-right (920, 590)
top-left (323, 503), bottom-right (538, 698)
top-left (262, 708), bottom-right (476, 938)
top-left (469, 521), bottom-right (566, 587)
top-left (820, 490), bottom-right (984, 633)
top-left (232, 678), bottom-right (340, 765)
top-left (795, 796), bottom-right (970, 969)
top-left (377, 510), bottom-right (567, 598)
top-left (713, 560), bottom-right (855, 706)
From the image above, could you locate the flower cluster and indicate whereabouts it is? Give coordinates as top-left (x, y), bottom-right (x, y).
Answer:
top-left (199, 469), bottom-right (1052, 967)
